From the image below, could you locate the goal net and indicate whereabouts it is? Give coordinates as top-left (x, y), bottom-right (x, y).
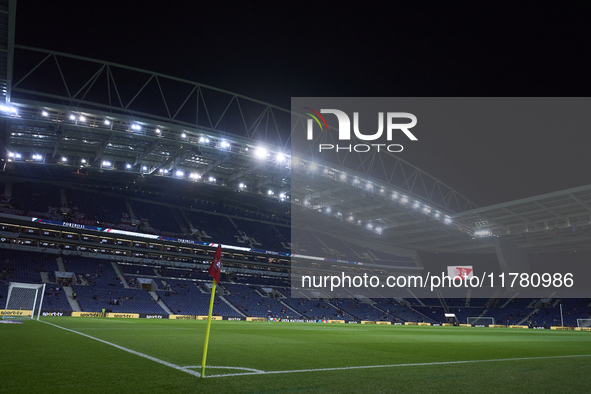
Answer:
top-left (2, 282), bottom-right (46, 320)
top-left (467, 316), bottom-right (495, 326)
top-left (577, 319), bottom-right (591, 328)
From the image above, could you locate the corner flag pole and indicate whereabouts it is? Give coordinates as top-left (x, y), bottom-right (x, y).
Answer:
top-left (200, 279), bottom-right (217, 377)
top-left (201, 244), bottom-right (222, 378)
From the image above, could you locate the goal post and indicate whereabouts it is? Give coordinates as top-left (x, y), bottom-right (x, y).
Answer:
top-left (2, 282), bottom-right (46, 321)
top-left (577, 319), bottom-right (591, 328)
top-left (467, 316), bottom-right (495, 326)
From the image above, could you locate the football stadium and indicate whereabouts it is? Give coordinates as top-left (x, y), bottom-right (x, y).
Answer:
top-left (2, 2), bottom-right (591, 393)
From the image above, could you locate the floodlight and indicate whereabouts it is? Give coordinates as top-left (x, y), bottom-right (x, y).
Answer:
top-left (104, 119), bottom-right (111, 125)
top-left (126, 164), bottom-right (132, 169)
top-left (102, 161), bottom-right (111, 167)
top-left (181, 133), bottom-right (187, 138)
top-left (41, 111), bottom-right (48, 117)
top-left (155, 128), bottom-right (161, 134)
top-left (276, 153), bottom-right (286, 162)
top-left (309, 163), bottom-right (318, 171)
top-left (69, 114), bottom-right (76, 120)
top-left (255, 147), bottom-right (267, 159)
top-left (175, 170), bottom-right (184, 177)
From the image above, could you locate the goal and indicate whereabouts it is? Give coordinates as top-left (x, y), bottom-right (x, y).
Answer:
top-left (467, 316), bottom-right (495, 326)
top-left (2, 282), bottom-right (46, 320)
top-left (577, 319), bottom-right (591, 328)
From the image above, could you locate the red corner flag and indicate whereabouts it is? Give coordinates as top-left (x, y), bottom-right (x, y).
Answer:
top-left (208, 245), bottom-right (222, 284)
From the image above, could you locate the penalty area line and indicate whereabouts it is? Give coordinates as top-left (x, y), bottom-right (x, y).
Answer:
top-left (40, 320), bottom-right (201, 378)
top-left (204, 354), bottom-right (591, 378)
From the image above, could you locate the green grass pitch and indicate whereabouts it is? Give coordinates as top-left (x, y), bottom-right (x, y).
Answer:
top-left (2, 317), bottom-right (591, 393)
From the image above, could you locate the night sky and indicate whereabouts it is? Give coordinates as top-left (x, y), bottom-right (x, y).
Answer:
top-left (14, 2), bottom-right (591, 207)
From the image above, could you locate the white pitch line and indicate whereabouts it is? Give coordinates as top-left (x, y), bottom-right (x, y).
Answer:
top-left (183, 365), bottom-right (265, 372)
top-left (204, 354), bottom-right (591, 378)
top-left (40, 321), bottom-right (201, 378)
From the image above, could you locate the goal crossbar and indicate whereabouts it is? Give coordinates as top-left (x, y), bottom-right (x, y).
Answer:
top-left (467, 316), bottom-right (495, 326)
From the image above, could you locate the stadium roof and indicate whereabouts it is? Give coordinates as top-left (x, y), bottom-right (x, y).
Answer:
top-left (1, 14), bottom-right (590, 255)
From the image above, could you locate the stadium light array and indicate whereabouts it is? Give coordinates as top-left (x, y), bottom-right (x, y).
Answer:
top-left (276, 153), bottom-right (286, 162)
top-left (474, 229), bottom-right (492, 237)
top-left (69, 114), bottom-right (76, 121)
top-left (238, 183), bottom-right (245, 189)
top-left (181, 133), bottom-right (187, 138)
top-left (61, 157), bottom-right (67, 162)
top-left (131, 124), bottom-right (141, 131)
top-left (175, 170), bottom-right (184, 177)
top-left (340, 173), bottom-right (346, 181)
top-left (102, 161), bottom-right (112, 167)
top-left (81, 159), bottom-right (87, 164)
top-left (32, 154), bottom-right (43, 161)
top-left (155, 128), bottom-right (161, 134)
top-left (254, 147), bottom-right (267, 159)
top-left (0, 105), bottom-right (17, 114)
top-left (41, 111), bottom-right (48, 117)
top-left (326, 207), bottom-right (331, 213)
top-left (126, 164), bottom-right (132, 169)
top-left (309, 163), bottom-right (318, 171)
top-left (104, 119), bottom-right (111, 125)
top-left (444, 217), bottom-right (452, 224)
top-left (220, 140), bottom-right (230, 149)
top-left (142, 166), bottom-right (148, 171)
top-left (79, 115), bottom-right (86, 122)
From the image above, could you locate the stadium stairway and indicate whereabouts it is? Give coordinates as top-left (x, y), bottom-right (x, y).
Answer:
top-left (111, 262), bottom-right (129, 288)
top-left (219, 295), bottom-right (247, 317)
top-left (63, 286), bottom-right (82, 312)
top-left (518, 308), bottom-right (540, 325)
top-left (278, 299), bottom-right (303, 317)
top-left (56, 256), bottom-right (66, 272)
top-left (40, 272), bottom-right (50, 283)
top-left (149, 291), bottom-right (173, 314)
